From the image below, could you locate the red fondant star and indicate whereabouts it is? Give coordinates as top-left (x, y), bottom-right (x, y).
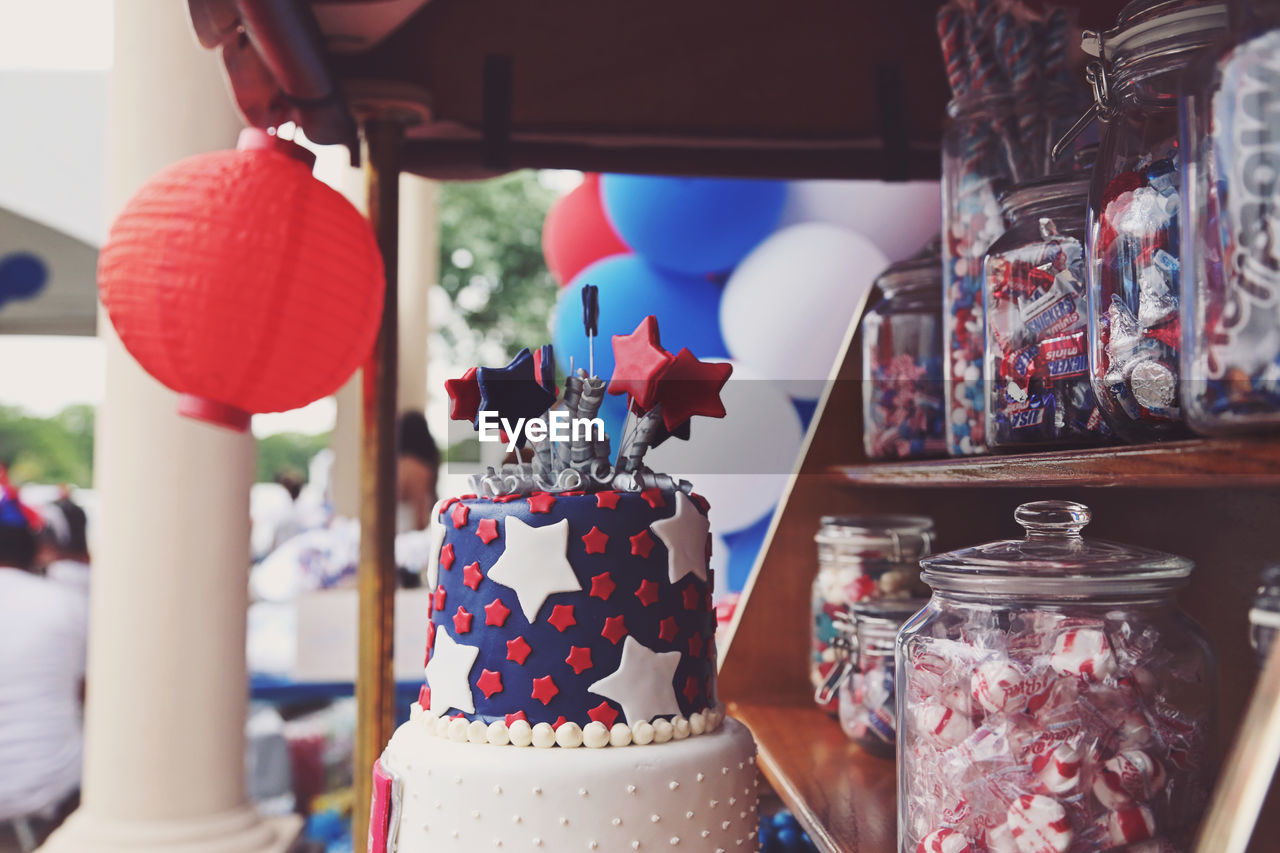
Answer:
top-left (634, 579), bottom-right (659, 607)
top-left (608, 315), bottom-right (674, 411)
top-left (690, 493), bottom-right (710, 513)
top-left (507, 636), bottom-right (532, 665)
top-left (439, 543), bottom-right (455, 570)
top-left (682, 674), bottom-right (700, 703)
top-left (505, 710), bottom-right (528, 726)
top-left (654, 348), bottom-right (733, 430)
top-left (682, 584), bottom-right (702, 611)
top-left (453, 605), bottom-right (473, 634)
top-left (531, 675), bottom-right (559, 705)
top-left (588, 701), bottom-right (619, 729)
top-left (445, 367), bottom-right (481, 422)
top-left (659, 616), bottom-right (679, 642)
top-left (582, 526), bottom-right (609, 554)
top-left (552, 715), bottom-right (568, 730)
top-left (595, 490), bottom-right (620, 509)
top-left (565, 646), bottom-right (594, 675)
top-left (418, 685), bottom-right (431, 709)
top-left (640, 488), bottom-right (666, 509)
top-left (476, 517), bottom-right (499, 544)
top-left (440, 496), bottom-right (460, 514)
top-left (477, 669), bottom-right (504, 699)
top-left (688, 632), bottom-right (703, 658)
top-left (602, 614), bottom-right (627, 645)
top-left (484, 598), bottom-right (511, 627)
top-left (425, 622), bottom-right (436, 657)
top-left (630, 530), bottom-right (655, 558)
top-left (463, 562), bottom-right (483, 590)
top-left (493, 493), bottom-right (521, 503)
top-left (589, 572), bottom-right (616, 600)
top-left (433, 585), bottom-right (447, 611)
top-left (450, 502), bottom-right (470, 529)
top-left (527, 492), bottom-right (557, 514)
top-left (547, 604), bottom-right (577, 632)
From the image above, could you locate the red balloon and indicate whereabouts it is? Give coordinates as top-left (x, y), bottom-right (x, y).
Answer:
top-left (542, 173), bottom-right (629, 286)
top-left (99, 129), bottom-right (384, 431)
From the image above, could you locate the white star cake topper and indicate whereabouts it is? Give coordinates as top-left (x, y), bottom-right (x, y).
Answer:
top-left (588, 635), bottom-right (683, 724)
top-left (486, 516), bottom-right (582, 622)
top-left (424, 628), bottom-right (480, 715)
top-left (650, 490), bottom-right (711, 583)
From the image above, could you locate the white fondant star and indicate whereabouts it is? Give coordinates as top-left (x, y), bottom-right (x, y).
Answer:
top-left (486, 516), bottom-right (581, 622)
top-left (425, 629), bottom-right (480, 715)
top-left (588, 635), bottom-right (683, 724)
top-left (423, 503), bottom-right (448, 589)
top-left (650, 491), bottom-right (711, 583)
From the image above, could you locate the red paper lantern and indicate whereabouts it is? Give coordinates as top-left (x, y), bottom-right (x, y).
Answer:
top-left (541, 173), bottom-right (629, 286)
top-left (98, 129), bottom-right (384, 431)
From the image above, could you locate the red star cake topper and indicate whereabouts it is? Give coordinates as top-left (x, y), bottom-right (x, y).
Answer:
top-left (607, 315), bottom-right (674, 411)
top-left (444, 367), bottom-right (481, 422)
top-left (654, 347), bottom-right (733, 430)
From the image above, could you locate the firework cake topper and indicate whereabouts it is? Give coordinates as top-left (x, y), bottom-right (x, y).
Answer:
top-left (446, 287), bottom-right (732, 497)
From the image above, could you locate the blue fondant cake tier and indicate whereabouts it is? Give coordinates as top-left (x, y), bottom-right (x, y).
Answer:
top-left (421, 489), bottom-right (717, 730)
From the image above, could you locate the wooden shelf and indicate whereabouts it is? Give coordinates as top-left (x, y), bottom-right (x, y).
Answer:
top-left (730, 700), bottom-right (896, 853)
top-left (833, 437), bottom-right (1280, 488)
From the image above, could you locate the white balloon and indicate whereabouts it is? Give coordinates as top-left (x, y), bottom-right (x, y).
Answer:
top-left (709, 533), bottom-right (730, 581)
top-left (646, 360), bottom-right (802, 533)
top-left (778, 180), bottom-right (941, 262)
top-left (720, 223), bottom-right (888, 400)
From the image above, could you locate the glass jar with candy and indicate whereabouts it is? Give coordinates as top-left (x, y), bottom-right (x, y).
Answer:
top-left (1253, 563), bottom-right (1280, 666)
top-left (1180, 0), bottom-right (1280, 434)
top-left (1073, 0), bottom-right (1227, 442)
top-left (937, 0), bottom-right (1087, 456)
top-left (862, 253), bottom-right (946, 460)
top-left (984, 174), bottom-right (1116, 448)
top-left (831, 599), bottom-right (928, 758)
top-left (897, 501), bottom-right (1215, 853)
top-left (811, 515), bottom-right (932, 715)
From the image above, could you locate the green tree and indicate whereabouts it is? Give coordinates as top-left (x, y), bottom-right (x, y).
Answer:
top-left (255, 431), bottom-right (331, 484)
top-left (437, 171), bottom-right (560, 365)
top-left (0, 404), bottom-right (95, 486)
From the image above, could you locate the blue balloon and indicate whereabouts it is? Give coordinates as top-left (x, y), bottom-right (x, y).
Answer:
top-left (553, 254), bottom-right (728, 385)
top-left (601, 175), bottom-right (786, 275)
top-left (0, 252), bottom-right (48, 307)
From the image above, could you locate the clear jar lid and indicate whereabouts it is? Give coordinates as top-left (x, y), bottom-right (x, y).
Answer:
top-left (998, 174), bottom-right (1091, 222)
top-left (875, 254), bottom-right (941, 300)
top-left (816, 515), bottom-right (935, 562)
top-left (920, 500), bottom-right (1192, 597)
top-left (850, 597), bottom-right (930, 627)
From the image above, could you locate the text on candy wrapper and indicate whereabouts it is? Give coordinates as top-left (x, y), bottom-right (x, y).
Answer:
top-left (477, 410), bottom-right (605, 452)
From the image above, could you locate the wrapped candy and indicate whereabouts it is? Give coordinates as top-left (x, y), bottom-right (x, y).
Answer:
top-left (983, 174), bottom-right (1112, 449)
top-left (897, 501), bottom-right (1214, 853)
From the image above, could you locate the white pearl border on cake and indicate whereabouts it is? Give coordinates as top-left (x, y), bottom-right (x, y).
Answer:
top-left (409, 702), bottom-right (726, 748)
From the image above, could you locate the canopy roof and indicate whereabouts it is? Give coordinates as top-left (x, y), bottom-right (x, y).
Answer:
top-left (189, 0), bottom-right (1122, 181)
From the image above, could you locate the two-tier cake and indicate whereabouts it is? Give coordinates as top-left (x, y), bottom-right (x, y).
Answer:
top-left (369, 313), bottom-right (760, 852)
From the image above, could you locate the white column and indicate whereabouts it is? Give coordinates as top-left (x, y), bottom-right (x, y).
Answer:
top-left (41, 3), bottom-right (296, 851)
top-left (397, 173), bottom-right (438, 414)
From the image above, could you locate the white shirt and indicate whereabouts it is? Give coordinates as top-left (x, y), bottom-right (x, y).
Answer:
top-left (0, 567), bottom-right (87, 820)
top-left (45, 559), bottom-right (91, 593)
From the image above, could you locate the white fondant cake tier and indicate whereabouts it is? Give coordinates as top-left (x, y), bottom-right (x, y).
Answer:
top-left (378, 713), bottom-right (760, 852)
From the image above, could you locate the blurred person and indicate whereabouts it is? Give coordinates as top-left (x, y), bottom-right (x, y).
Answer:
top-left (396, 411), bottom-right (439, 533)
top-left (39, 494), bottom-right (91, 593)
top-left (0, 487), bottom-right (86, 842)
top-left (270, 469), bottom-right (305, 554)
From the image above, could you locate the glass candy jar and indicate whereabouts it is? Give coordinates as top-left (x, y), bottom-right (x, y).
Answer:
top-left (1181, 0), bottom-right (1280, 434)
top-left (862, 254), bottom-right (946, 459)
top-left (811, 515), bottom-right (933, 715)
top-left (822, 599), bottom-right (928, 758)
top-left (984, 175), bottom-right (1115, 449)
top-left (943, 92), bottom-right (1016, 457)
top-left (897, 501), bottom-right (1215, 853)
top-left (1077, 0), bottom-right (1227, 441)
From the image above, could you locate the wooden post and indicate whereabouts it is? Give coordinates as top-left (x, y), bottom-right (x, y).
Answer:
top-left (353, 118), bottom-right (402, 847)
